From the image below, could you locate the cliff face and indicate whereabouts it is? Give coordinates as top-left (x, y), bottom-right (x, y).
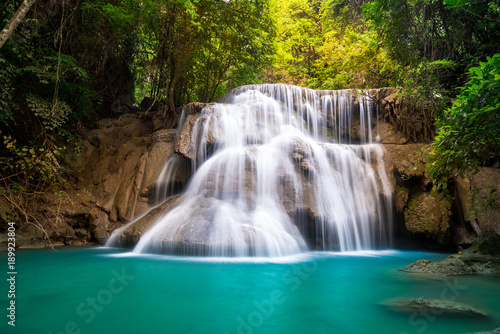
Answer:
top-left (1, 90), bottom-right (497, 250)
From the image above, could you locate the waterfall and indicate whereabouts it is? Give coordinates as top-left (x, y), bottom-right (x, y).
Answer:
top-left (109, 84), bottom-right (393, 256)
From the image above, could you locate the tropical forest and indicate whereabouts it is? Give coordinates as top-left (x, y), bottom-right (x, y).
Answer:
top-left (1, 1), bottom-right (500, 333)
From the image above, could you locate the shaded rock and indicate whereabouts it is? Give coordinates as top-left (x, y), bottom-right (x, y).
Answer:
top-left (456, 168), bottom-right (500, 236)
top-left (91, 211), bottom-right (111, 244)
top-left (174, 102), bottom-right (210, 161)
top-left (395, 186), bottom-right (409, 215)
top-left (404, 193), bottom-right (452, 244)
top-left (381, 297), bottom-right (487, 317)
top-left (382, 142), bottom-right (430, 190)
top-left (401, 232), bottom-right (500, 275)
top-left (376, 121), bottom-right (408, 145)
top-left (464, 231), bottom-right (500, 256)
top-left (456, 176), bottom-right (474, 224)
top-left (175, 112), bottom-right (204, 161)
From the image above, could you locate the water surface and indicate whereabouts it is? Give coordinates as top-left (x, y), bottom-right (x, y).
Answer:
top-left (2, 247), bottom-right (499, 334)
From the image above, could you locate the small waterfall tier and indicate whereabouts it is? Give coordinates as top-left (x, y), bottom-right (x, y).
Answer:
top-left (107, 84), bottom-right (393, 256)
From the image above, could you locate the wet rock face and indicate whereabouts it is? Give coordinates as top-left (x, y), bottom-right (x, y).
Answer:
top-left (174, 102), bottom-right (211, 161)
top-left (117, 194), bottom-right (183, 247)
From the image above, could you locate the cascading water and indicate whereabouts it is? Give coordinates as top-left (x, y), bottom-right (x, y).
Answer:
top-left (108, 84), bottom-right (393, 256)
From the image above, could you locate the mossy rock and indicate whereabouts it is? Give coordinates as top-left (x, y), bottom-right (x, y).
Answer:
top-left (404, 192), bottom-right (451, 243)
top-left (465, 231), bottom-right (500, 256)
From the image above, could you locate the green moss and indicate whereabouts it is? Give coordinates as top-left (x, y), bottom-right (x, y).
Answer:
top-left (397, 186), bottom-right (410, 194)
top-left (407, 193), bottom-right (422, 211)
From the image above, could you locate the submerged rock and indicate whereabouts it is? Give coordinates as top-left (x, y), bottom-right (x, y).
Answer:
top-left (402, 231), bottom-right (500, 275)
top-left (465, 328), bottom-right (500, 334)
top-left (382, 297), bottom-right (488, 317)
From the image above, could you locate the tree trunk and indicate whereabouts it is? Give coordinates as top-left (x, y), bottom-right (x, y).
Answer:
top-left (0, 0), bottom-right (37, 49)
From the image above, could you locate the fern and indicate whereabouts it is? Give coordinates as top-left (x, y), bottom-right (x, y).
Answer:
top-left (26, 94), bottom-right (71, 130)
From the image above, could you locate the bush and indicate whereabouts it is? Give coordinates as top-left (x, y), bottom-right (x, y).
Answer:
top-left (428, 54), bottom-right (500, 196)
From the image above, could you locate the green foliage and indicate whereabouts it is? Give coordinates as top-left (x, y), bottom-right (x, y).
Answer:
top-left (363, 0), bottom-right (500, 90)
top-left (428, 54), bottom-right (500, 196)
top-left (267, 0), bottom-right (399, 89)
top-left (129, 0), bottom-right (274, 107)
top-left (26, 95), bottom-right (71, 131)
top-left (0, 41), bottom-right (98, 130)
top-left (0, 3), bottom-right (101, 197)
top-left (2, 135), bottom-right (64, 184)
top-left (0, 56), bottom-right (15, 124)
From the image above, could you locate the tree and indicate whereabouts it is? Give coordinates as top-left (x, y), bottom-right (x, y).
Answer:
top-left (267, 0), bottom-right (398, 89)
top-left (363, 0), bottom-right (500, 91)
top-left (133, 0), bottom-right (273, 113)
top-left (0, 0), bottom-right (36, 49)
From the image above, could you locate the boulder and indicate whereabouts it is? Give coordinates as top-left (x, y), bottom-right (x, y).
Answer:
top-left (404, 193), bottom-right (452, 244)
